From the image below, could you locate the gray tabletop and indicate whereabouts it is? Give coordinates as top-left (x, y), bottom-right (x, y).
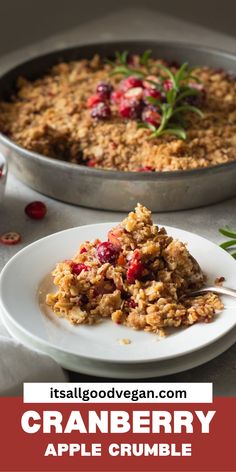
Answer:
top-left (0, 8), bottom-right (236, 394)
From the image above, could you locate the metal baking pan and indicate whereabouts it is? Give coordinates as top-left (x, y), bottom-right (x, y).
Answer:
top-left (0, 40), bottom-right (236, 212)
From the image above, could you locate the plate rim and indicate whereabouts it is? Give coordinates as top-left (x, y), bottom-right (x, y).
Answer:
top-left (1, 304), bottom-right (236, 379)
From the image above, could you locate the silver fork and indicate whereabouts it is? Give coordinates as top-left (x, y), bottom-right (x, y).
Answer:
top-left (187, 286), bottom-right (236, 299)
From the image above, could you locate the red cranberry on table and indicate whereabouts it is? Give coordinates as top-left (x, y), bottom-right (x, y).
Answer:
top-left (91, 102), bottom-right (111, 120)
top-left (25, 201), bottom-right (47, 219)
top-left (97, 241), bottom-right (119, 264)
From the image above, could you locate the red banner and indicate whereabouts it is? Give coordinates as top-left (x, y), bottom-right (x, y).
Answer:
top-left (1, 397), bottom-right (235, 472)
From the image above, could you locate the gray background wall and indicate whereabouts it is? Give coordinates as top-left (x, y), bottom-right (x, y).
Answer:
top-left (0, 0), bottom-right (235, 56)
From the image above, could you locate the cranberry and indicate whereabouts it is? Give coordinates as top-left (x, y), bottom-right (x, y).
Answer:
top-left (128, 299), bottom-right (138, 308)
top-left (87, 159), bottom-right (96, 167)
top-left (163, 79), bottom-right (173, 91)
top-left (80, 247), bottom-right (87, 254)
top-left (25, 201), bottom-right (47, 219)
top-left (0, 231), bottom-right (21, 245)
top-left (87, 94), bottom-right (102, 108)
top-left (124, 87), bottom-right (143, 100)
top-left (119, 98), bottom-right (142, 120)
top-left (96, 82), bottom-right (113, 100)
top-left (138, 166), bottom-right (155, 172)
top-left (142, 105), bottom-right (161, 127)
top-left (143, 88), bottom-right (161, 104)
top-left (110, 90), bottom-right (124, 104)
top-left (97, 241), bottom-right (119, 264)
top-left (131, 249), bottom-right (141, 261)
top-left (120, 76), bottom-right (143, 91)
top-left (91, 102), bottom-right (111, 119)
top-left (71, 263), bottom-right (89, 275)
top-left (127, 260), bottom-right (144, 284)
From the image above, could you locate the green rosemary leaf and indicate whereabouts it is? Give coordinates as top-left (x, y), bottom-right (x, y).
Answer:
top-left (121, 50), bottom-right (129, 65)
top-left (140, 50), bottom-right (152, 67)
top-left (162, 103), bottom-right (173, 120)
top-left (144, 78), bottom-right (160, 88)
top-left (175, 62), bottom-right (189, 84)
top-left (110, 65), bottom-right (144, 78)
top-left (166, 88), bottom-right (177, 105)
top-left (115, 50), bottom-right (129, 65)
top-left (187, 74), bottom-right (202, 83)
top-left (138, 121), bottom-right (156, 132)
top-left (220, 239), bottom-right (236, 250)
top-left (145, 122), bottom-right (157, 132)
top-left (172, 105), bottom-right (204, 118)
top-left (137, 122), bottom-right (148, 129)
top-left (110, 67), bottom-right (129, 77)
top-left (108, 51), bottom-right (204, 140)
top-left (158, 127), bottom-right (187, 140)
top-left (115, 51), bottom-right (122, 63)
top-left (145, 96), bottom-right (162, 107)
top-left (156, 63), bottom-right (176, 88)
top-left (219, 227), bottom-right (236, 239)
top-left (231, 252), bottom-right (236, 259)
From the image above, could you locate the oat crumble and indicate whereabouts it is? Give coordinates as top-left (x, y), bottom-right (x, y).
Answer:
top-left (46, 204), bottom-right (223, 335)
top-left (0, 54), bottom-right (236, 172)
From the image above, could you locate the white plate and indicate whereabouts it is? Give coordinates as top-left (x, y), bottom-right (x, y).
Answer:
top-left (1, 309), bottom-right (235, 378)
top-left (0, 223), bottom-right (236, 366)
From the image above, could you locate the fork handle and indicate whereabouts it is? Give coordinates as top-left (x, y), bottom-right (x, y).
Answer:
top-left (206, 286), bottom-right (236, 299)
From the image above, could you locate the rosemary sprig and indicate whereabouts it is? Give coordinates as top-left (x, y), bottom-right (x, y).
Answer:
top-left (219, 226), bottom-right (236, 259)
top-left (140, 49), bottom-right (152, 68)
top-left (109, 51), bottom-right (204, 140)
